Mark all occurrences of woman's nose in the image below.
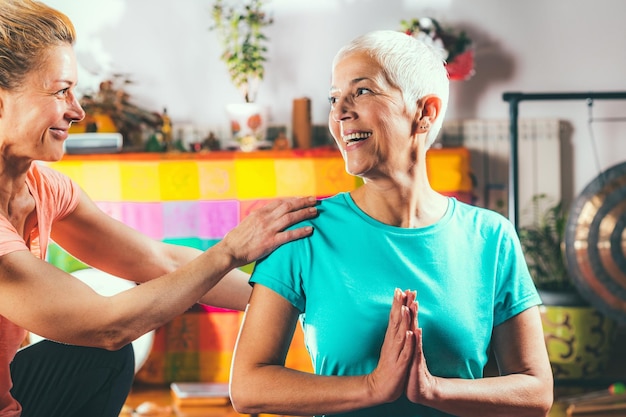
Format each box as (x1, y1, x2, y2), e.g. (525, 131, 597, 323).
(330, 98, 354, 123)
(68, 95, 86, 123)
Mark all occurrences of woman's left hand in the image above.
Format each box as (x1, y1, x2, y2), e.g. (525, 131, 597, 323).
(405, 301, 438, 404)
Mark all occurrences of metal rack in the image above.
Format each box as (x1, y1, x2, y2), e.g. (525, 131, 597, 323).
(501, 91, 626, 230)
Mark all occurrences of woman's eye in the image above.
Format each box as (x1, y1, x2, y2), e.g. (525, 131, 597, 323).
(55, 88, 70, 97)
(328, 96, 338, 105)
(355, 87, 372, 97)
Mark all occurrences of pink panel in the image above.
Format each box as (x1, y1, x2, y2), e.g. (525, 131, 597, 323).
(95, 201, 124, 222)
(162, 201, 199, 238)
(120, 202, 164, 240)
(197, 200, 240, 239)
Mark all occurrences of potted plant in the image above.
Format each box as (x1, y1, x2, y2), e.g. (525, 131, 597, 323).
(519, 194, 616, 380)
(211, 0, 273, 150)
(400, 17, 474, 81)
(518, 194, 581, 305)
(71, 74, 163, 150)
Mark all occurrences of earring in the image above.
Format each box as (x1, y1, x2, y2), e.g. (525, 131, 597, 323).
(418, 122, 430, 132)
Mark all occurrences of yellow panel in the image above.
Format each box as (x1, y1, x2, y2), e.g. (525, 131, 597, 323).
(198, 351, 233, 383)
(235, 158, 277, 199)
(159, 161, 200, 201)
(427, 149, 473, 192)
(274, 158, 316, 197)
(45, 161, 85, 187)
(197, 160, 237, 200)
(120, 162, 160, 202)
(80, 161, 122, 201)
(313, 157, 359, 196)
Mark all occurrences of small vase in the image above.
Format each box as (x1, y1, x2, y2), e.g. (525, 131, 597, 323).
(225, 102, 268, 151)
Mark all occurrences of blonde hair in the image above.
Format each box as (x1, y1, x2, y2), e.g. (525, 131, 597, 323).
(333, 30, 449, 148)
(0, 0, 76, 90)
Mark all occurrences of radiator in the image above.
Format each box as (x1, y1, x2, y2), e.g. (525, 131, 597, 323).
(440, 118, 564, 226)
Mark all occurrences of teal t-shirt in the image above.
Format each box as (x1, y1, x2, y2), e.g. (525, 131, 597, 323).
(250, 193, 540, 417)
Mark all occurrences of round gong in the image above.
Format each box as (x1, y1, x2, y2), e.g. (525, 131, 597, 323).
(565, 160, 626, 324)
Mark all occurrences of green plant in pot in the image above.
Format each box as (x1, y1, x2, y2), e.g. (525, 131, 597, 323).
(519, 194, 616, 381)
(211, 0, 272, 150)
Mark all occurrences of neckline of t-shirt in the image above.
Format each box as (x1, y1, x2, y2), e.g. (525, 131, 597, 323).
(341, 192, 455, 235)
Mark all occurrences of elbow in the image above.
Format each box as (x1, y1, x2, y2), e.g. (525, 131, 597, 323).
(89, 327, 137, 351)
(229, 374, 261, 414)
(103, 337, 133, 352)
(527, 375, 554, 417)
(536, 388, 554, 417)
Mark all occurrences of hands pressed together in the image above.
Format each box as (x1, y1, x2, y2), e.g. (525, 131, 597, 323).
(368, 288, 436, 406)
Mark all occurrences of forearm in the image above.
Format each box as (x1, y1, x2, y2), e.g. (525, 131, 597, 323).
(88, 240, 240, 349)
(231, 366, 379, 416)
(197, 268, 252, 311)
(421, 373, 553, 417)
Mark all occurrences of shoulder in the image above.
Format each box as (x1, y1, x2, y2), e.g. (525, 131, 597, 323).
(286, 193, 351, 230)
(27, 162, 74, 188)
(27, 162, 81, 218)
(451, 199, 516, 237)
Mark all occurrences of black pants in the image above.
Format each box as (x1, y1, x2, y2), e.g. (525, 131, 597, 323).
(9, 340, 134, 417)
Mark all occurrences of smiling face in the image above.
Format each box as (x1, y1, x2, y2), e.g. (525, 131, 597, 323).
(0, 44, 85, 165)
(328, 51, 416, 180)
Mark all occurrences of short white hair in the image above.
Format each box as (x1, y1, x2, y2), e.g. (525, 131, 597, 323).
(333, 30, 449, 148)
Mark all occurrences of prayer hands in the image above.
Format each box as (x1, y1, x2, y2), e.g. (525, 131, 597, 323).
(405, 294, 436, 404)
(370, 288, 435, 405)
(367, 288, 416, 403)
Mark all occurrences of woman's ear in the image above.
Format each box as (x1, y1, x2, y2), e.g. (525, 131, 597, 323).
(413, 95, 442, 134)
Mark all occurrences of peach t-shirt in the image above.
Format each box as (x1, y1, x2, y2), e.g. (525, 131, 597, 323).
(0, 163, 80, 417)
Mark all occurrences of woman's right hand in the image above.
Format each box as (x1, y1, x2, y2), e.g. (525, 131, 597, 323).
(220, 196, 317, 267)
(366, 288, 417, 403)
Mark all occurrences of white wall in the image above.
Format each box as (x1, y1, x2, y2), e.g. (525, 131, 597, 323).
(45, 0, 626, 205)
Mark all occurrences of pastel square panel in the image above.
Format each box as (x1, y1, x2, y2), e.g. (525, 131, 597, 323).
(81, 161, 122, 201)
(120, 162, 160, 202)
(46, 242, 89, 273)
(45, 161, 85, 186)
(162, 237, 204, 250)
(274, 158, 316, 197)
(197, 310, 242, 351)
(198, 351, 233, 383)
(159, 161, 200, 201)
(162, 201, 199, 238)
(165, 352, 200, 382)
(197, 160, 237, 200)
(95, 201, 124, 222)
(426, 148, 473, 192)
(163, 238, 221, 252)
(197, 200, 240, 239)
(239, 199, 272, 222)
(234, 159, 277, 199)
(313, 157, 360, 196)
(120, 202, 164, 240)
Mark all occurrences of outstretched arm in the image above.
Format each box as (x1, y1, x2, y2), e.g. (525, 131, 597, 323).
(0, 193, 317, 349)
(230, 286, 416, 416)
(55, 192, 318, 311)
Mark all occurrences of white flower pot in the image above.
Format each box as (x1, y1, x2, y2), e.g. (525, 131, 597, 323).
(225, 102, 269, 151)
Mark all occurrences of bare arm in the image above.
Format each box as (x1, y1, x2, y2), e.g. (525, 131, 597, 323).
(406, 306, 553, 417)
(51, 191, 318, 311)
(0, 192, 317, 349)
(230, 285, 416, 416)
